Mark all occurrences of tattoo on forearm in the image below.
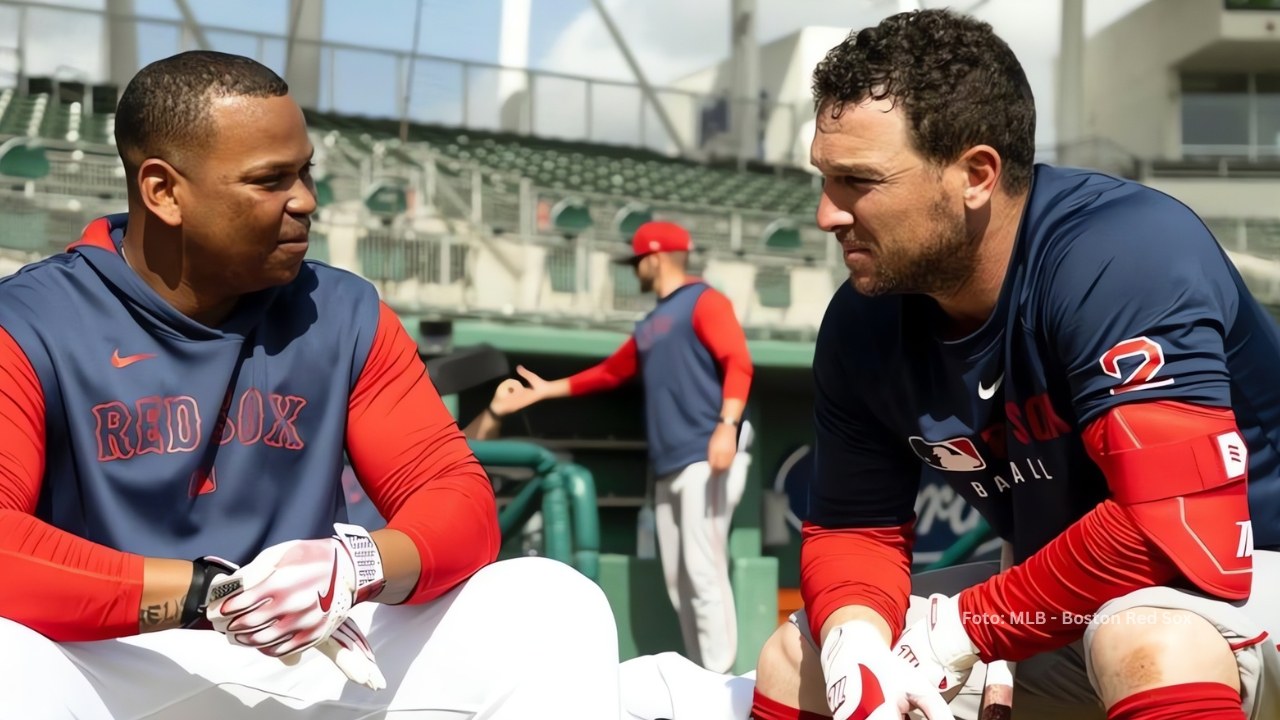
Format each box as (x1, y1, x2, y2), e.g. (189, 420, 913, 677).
(138, 594, 186, 631)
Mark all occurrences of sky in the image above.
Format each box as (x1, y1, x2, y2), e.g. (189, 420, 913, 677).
(0, 0, 1155, 152)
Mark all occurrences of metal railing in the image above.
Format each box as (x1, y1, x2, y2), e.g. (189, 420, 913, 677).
(0, 0, 806, 167)
(473, 439, 601, 581)
(0, 100, 837, 335)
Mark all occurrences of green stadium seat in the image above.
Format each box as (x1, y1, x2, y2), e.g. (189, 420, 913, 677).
(314, 177, 335, 208)
(763, 219, 802, 251)
(614, 202, 652, 242)
(363, 179, 409, 218)
(551, 197, 593, 238)
(0, 141, 50, 180)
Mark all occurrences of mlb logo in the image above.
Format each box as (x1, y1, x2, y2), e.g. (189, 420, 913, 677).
(909, 436, 987, 472)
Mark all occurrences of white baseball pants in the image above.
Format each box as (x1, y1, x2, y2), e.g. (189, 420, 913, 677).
(0, 557, 621, 719)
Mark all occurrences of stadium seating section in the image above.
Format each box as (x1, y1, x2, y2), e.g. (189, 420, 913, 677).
(0, 80, 845, 337)
(5, 79, 1280, 331)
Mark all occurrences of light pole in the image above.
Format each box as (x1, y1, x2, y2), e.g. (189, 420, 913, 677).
(400, 0, 426, 144)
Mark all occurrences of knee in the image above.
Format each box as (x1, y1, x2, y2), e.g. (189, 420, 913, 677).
(757, 622, 806, 684)
(479, 557, 616, 646)
(755, 621, 828, 713)
(1088, 605, 1239, 707)
(484, 557, 603, 606)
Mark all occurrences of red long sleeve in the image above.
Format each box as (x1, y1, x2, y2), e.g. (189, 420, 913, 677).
(958, 401, 1242, 661)
(959, 498, 1176, 661)
(691, 288, 753, 403)
(0, 325, 145, 641)
(800, 522, 914, 643)
(346, 303, 499, 605)
(567, 337, 639, 396)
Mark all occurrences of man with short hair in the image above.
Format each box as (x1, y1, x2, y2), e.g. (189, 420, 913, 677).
(509, 220, 755, 674)
(744, 8, 1280, 720)
(0, 50, 621, 718)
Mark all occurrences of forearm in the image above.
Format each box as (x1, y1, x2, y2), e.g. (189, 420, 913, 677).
(960, 499, 1177, 662)
(564, 338, 638, 396)
(463, 407, 502, 440)
(139, 558, 195, 633)
(369, 528, 421, 605)
(720, 397, 746, 422)
(542, 377, 574, 399)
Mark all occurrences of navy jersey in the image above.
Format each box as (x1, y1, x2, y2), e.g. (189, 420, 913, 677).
(635, 281, 723, 475)
(0, 215, 378, 563)
(810, 164, 1280, 562)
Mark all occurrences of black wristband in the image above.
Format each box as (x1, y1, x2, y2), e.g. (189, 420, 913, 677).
(485, 405, 505, 420)
(180, 557, 238, 629)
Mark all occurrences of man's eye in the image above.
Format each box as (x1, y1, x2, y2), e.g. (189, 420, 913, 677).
(255, 174, 283, 186)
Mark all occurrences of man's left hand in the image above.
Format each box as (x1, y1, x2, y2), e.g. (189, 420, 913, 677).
(707, 423, 738, 473)
(208, 523, 385, 658)
(892, 593, 982, 703)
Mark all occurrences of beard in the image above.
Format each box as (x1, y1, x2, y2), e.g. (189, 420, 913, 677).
(848, 196, 978, 298)
(638, 275, 655, 293)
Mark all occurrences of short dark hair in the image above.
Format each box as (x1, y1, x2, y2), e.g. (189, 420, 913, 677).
(114, 50, 289, 180)
(811, 9, 1036, 194)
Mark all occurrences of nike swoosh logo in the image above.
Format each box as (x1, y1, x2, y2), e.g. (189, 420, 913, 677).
(317, 550, 339, 613)
(978, 372, 1004, 400)
(111, 349, 156, 368)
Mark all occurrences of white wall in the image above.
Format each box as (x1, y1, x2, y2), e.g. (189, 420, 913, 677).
(1083, 0, 1223, 159)
(1145, 177, 1280, 220)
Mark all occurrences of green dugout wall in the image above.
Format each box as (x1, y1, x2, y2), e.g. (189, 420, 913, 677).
(413, 316, 816, 674)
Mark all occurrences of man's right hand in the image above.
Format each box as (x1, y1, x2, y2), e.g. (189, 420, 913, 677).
(820, 620, 954, 720)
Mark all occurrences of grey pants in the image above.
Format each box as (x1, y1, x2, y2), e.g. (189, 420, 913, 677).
(793, 550, 1280, 719)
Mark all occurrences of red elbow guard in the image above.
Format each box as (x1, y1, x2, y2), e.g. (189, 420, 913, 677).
(1084, 401, 1253, 600)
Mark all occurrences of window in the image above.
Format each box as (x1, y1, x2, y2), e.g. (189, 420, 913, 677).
(1258, 75, 1280, 153)
(1181, 73, 1249, 150)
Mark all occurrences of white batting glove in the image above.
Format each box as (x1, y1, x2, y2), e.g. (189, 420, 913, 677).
(197, 548, 387, 690)
(821, 620, 955, 720)
(318, 617, 388, 690)
(893, 594, 981, 703)
(207, 523, 386, 658)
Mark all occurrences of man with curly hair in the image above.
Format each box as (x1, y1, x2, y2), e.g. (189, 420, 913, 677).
(616, 7, 1280, 720)
(742, 7, 1280, 720)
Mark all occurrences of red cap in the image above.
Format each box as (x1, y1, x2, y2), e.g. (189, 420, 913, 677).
(615, 221, 692, 263)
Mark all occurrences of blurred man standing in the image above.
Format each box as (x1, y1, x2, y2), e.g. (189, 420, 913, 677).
(511, 221, 755, 673)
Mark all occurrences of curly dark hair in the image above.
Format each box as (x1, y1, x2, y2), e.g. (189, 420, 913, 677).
(812, 9, 1036, 193)
(115, 51, 289, 182)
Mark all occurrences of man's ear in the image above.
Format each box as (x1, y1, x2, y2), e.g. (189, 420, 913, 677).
(136, 158, 184, 227)
(958, 145, 1003, 210)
